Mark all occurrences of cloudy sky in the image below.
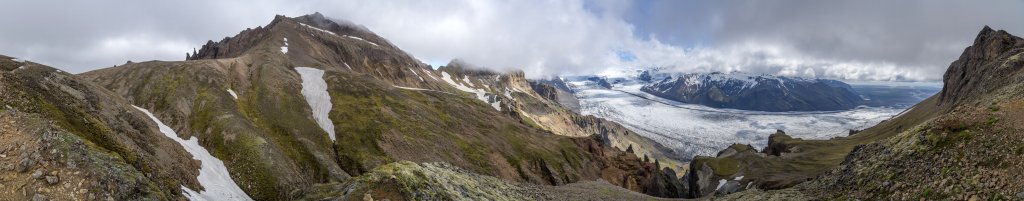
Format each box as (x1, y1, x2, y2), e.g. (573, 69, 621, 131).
(1, 1, 1021, 81)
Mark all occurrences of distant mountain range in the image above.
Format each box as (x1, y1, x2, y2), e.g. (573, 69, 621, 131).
(640, 72, 864, 111)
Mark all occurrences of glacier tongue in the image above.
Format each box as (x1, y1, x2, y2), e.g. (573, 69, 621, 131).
(132, 106, 252, 201)
(295, 67, 337, 141)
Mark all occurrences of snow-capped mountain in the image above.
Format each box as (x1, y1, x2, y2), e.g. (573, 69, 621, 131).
(640, 72, 864, 111)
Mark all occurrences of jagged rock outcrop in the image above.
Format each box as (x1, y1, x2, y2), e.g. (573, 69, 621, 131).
(641, 72, 863, 111)
(939, 26, 1024, 106)
(638, 70, 653, 82)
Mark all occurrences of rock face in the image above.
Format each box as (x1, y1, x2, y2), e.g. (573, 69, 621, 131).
(641, 72, 863, 111)
(939, 26, 1024, 106)
(587, 76, 613, 89)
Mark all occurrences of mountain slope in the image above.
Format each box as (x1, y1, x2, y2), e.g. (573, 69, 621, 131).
(81, 13, 688, 199)
(684, 26, 1024, 199)
(641, 72, 863, 111)
(0, 55, 204, 200)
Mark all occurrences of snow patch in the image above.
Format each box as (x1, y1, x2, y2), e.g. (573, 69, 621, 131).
(716, 179, 727, 190)
(503, 88, 513, 99)
(734, 176, 744, 180)
(299, 23, 337, 36)
(490, 100, 502, 110)
(280, 38, 288, 54)
(344, 35, 380, 47)
(408, 68, 424, 82)
(394, 85, 455, 95)
(462, 76, 475, 87)
(343, 62, 353, 70)
(11, 58, 24, 63)
(226, 89, 238, 100)
(422, 69, 440, 81)
(295, 67, 337, 141)
(441, 72, 500, 111)
(132, 106, 252, 201)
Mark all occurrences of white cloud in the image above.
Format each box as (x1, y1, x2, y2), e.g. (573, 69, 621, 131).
(0, 0, 1020, 81)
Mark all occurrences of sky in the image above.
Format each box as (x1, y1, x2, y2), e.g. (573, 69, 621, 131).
(0, 1, 1021, 81)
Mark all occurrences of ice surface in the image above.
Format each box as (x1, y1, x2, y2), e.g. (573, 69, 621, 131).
(295, 67, 337, 141)
(226, 89, 238, 100)
(569, 79, 902, 159)
(133, 106, 252, 201)
(716, 179, 727, 190)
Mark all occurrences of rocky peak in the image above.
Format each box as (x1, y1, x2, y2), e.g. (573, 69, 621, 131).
(938, 26, 1024, 106)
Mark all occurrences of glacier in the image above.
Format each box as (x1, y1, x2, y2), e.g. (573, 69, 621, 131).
(568, 78, 903, 159)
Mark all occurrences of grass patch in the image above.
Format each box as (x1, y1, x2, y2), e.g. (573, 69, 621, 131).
(702, 158, 741, 177)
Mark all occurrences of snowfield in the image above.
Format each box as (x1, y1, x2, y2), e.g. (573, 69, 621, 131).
(295, 67, 337, 141)
(133, 106, 252, 201)
(568, 79, 903, 159)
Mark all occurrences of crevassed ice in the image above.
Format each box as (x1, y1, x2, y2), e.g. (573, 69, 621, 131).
(441, 72, 500, 111)
(571, 79, 900, 159)
(295, 67, 337, 141)
(132, 106, 252, 201)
